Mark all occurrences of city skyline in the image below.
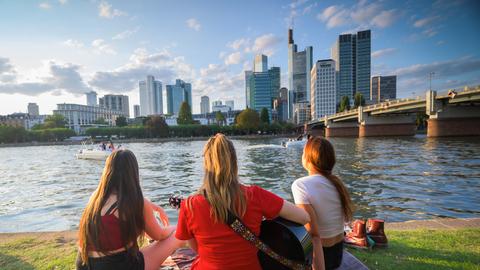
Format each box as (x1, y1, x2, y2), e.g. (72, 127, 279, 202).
(1, 0, 479, 116)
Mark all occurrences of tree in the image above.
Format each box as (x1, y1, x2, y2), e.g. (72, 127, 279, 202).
(260, 108, 270, 124)
(177, 102, 194, 125)
(236, 108, 260, 131)
(43, 114, 66, 129)
(145, 116, 169, 137)
(115, 116, 128, 127)
(339, 96, 351, 112)
(95, 117, 108, 125)
(354, 92, 366, 108)
(215, 111, 226, 125)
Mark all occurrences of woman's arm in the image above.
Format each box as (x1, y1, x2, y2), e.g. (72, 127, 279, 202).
(143, 199, 175, 241)
(297, 204, 325, 270)
(278, 200, 310, 225)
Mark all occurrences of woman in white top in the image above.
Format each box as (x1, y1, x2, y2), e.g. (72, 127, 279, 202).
(292, 136, 353, 270)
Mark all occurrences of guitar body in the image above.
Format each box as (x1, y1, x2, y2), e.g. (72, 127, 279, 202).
(258, 217, 313, 270)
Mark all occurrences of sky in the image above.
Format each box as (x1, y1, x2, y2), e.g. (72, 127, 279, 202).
(0, 0, 479, 115)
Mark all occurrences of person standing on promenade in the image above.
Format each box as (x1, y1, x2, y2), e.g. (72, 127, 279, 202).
(76, 149, 183, 270)
(175, 133, 310, 270)
(292, 137, 354, 270)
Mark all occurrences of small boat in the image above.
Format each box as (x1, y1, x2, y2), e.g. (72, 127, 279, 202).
(284, 139, 306, 148)
(76, 148, 112, 160)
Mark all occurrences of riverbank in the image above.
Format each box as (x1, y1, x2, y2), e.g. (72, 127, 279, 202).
(0, 134, 291, 148)
(0, 218, 478, 270)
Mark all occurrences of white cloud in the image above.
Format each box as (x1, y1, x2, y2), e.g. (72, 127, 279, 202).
(423, 28, 438, 37)
(227, 38, 250, 50)
(224, 52, 243, 65)
(413, 16, 439, 28)
(0, 57, 17, 83)
(250, 34, 282, 56)
(186, 18, 201, 31)
(112, 27, 139, 40)
(317, 2, 398, 29)
(98, 1, 127, 19)
(63, 39, 84, 49)
(92, 39, 116, 55)
(372, 48, 396, 58)
(39, 2, 51, 9)
(302, 2, 317, 15)
(58, 0, 68, 4)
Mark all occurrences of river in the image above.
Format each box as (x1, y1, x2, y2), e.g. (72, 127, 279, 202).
(0, 136, 479, 232)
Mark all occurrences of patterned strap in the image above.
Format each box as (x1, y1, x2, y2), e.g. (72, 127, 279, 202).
(228, 215, 310, 270)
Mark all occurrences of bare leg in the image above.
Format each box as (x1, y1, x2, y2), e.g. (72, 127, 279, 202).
(141, 229, 185, 270)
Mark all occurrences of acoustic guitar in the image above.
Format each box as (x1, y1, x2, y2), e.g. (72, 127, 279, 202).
(169, 196, 313, 270)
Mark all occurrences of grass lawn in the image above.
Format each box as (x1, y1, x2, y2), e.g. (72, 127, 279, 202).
(349, 228, 480, 270)
(0, 228, 479, 269)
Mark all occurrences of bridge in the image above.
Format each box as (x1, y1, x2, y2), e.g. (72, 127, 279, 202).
(307, 85, 480, 137)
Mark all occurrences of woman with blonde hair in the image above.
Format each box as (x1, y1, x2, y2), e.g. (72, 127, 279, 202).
(292, 137, 354, 270)
(76, 150, 183, 270)
(175, 133, 310, 270)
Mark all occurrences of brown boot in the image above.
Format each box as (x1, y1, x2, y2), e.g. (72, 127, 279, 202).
(366, 219, 388, 247)
(344, 220, 369, 249)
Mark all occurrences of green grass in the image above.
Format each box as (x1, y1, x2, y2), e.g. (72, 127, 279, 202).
(349, 228, 480, 270)
(0, 236, 77, 270)
(1, 229, 479, 269)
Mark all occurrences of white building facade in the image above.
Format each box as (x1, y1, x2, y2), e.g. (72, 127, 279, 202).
(99, 94, 130, 118)
(139, 75, 163, 116)
(54, 104, 123, 133)
(311, 59, 337, 121)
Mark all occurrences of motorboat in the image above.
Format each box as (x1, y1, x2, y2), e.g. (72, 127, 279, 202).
(284, 139, 307, 148)
(76, 148, 111, 160)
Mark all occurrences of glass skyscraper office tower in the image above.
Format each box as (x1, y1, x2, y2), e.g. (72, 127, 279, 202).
(166, 79, 192, 115)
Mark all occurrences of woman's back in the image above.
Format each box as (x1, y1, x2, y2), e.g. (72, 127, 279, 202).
(176, 185, 284, 270)
(292, 174, 344, 238)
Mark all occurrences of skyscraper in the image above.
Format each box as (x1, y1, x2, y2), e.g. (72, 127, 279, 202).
(288, 28, 313, 121)
(254, 54, 268, 72)
(245, 71, 253, 108)
(166, 79, 192, 115)
(201, 96, 210, 115)
(99, 94, 130, 117)
(139, 75, 163, 116)
(269, 67, 281, 99)
(331, 30, 371, 108)
(311, 60, 337, 121)
(273, 87, 288, 122)
(371, 75, 396, 103)
(86, 91, 97, 106)
(133, 105, 140, 118)
(28, 103, 39, 116)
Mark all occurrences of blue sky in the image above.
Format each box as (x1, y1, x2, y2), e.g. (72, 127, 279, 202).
(0, 0, 479, 115)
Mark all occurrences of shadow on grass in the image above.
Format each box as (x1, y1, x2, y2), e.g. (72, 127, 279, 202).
(350, 240, 480, 270)
(0, 253, 36, 270)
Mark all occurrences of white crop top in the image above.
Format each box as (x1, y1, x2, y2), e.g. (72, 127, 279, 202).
(291, 174, 345, 238)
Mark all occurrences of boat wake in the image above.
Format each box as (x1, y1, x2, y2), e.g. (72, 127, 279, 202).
(246, 144, 285, 149)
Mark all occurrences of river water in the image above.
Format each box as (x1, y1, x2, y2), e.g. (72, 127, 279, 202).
(0, 136, 479, 232)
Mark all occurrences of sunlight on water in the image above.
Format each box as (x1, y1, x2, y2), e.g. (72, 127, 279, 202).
(0, 136, 479, 232)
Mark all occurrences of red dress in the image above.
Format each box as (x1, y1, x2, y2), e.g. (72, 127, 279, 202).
(175, 185, 284, 270)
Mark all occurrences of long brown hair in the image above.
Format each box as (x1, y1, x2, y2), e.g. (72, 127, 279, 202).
(303, 137, 354, 221)
(78, 150, 145, 265)
(191, 133, 247, 223)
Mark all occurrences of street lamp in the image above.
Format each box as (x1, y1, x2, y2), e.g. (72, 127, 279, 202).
(429, 72, 435, 91)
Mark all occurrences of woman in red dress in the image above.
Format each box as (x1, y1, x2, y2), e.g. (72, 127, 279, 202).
(176, 134, 310, 270)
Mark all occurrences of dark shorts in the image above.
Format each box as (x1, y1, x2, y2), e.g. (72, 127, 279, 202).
(323, 241, 343, 270)
(76, 250, 144, 270)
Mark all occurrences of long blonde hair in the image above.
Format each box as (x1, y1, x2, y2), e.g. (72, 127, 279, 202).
(191, 133, 246, 223)
(78, 150, 145, 265)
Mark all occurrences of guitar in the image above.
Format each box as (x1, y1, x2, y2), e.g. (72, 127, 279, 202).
(169, 196, 313, 270)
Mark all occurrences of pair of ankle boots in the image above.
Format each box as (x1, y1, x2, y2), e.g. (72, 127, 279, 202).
(344, 219, 388, 249)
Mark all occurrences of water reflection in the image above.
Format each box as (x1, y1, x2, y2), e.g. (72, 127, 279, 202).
(0, 136, 479, 232)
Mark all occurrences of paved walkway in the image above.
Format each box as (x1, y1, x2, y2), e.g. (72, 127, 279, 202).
(386, 217, 480, 230)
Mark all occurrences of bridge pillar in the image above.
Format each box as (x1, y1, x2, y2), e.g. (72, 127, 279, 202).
(325, 121, 358, 137)
(357, 106, 416, 137)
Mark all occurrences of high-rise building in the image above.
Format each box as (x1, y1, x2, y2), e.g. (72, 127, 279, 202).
(86, 91, 97, 106)
(311, 60, 337, 121)
(269, 67, 281, 99)
(293, 102, 311, 125)
(201, 96, 210, 115)
(371, 75, 397, 103)
(99, 94, 130, 117)
(166, 79, 192, 115)
(139, 75, 163, 116)
(254, 54, 268, 72)
(288, 28, 313, 121)
(331, 29, 371, 108)
(273, 87, 289, 122)
(133, 105, 140, 118)
(28, 103, 39, 116)
(225, 100, 234, 111)
(245, 71, 253, 108)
